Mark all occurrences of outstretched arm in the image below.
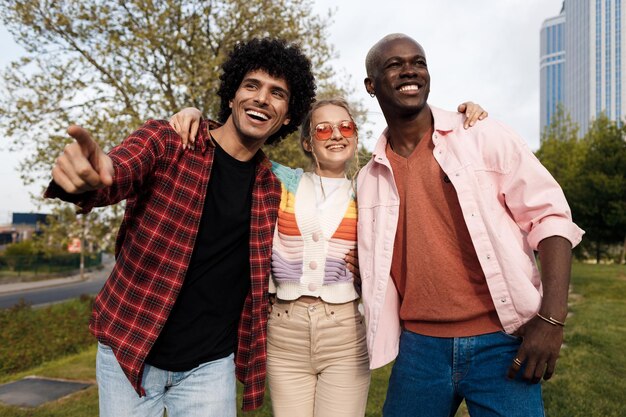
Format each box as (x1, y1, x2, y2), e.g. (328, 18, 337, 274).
(46, 120, 170, 212)
(457, 101, 488, 129)
(169, 107, 203, 149)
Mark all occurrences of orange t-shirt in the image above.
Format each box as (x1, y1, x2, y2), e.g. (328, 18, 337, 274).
(386, 129, 501, 337)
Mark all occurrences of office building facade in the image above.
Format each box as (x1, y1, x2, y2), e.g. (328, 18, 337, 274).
(540, 10, 566, 132)
(540, 0, 625, 137)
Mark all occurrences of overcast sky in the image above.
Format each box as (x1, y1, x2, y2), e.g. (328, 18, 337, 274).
(0, 0, 563, 218)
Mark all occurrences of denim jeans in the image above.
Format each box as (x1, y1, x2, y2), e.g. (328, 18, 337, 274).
(96, 342, 236, 417)
(383, 331, 544, 417)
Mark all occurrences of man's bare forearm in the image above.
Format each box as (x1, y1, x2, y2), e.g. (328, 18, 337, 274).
(537, 236, 572, 321)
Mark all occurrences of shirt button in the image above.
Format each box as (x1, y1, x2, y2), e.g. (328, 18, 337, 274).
(486, 254, 491, 260)
(312, 232, 320, 242)
(308, 283, 317, 291)
(308, 305, 316, 312)
(500, 298, 507, 303)
(309, 261, 317, 270)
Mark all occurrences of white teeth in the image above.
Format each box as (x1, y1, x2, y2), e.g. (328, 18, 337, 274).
(327, 145, 345, 150)
(399, 85, 419, 92)
(246, 110, 269, 120)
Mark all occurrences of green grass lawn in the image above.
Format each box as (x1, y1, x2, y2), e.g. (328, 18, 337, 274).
(0, 263, 624, 416)
(541, 263, 626, 417)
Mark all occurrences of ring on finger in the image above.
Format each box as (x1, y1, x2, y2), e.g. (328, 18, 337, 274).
(513, 358, 523, 367)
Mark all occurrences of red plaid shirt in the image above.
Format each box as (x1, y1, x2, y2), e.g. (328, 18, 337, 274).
(45, 119, 280, 411)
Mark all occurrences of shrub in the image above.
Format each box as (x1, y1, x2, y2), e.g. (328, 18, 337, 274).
(2, 241, 38, 272)
(0, 297, 94, 375)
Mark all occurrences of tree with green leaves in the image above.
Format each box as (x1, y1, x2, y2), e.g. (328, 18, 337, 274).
(537, 108, 626, 263)
(576, 114, 626, 263)
(0, 0, 366, 252)
(536, 104, 586, 210)
(32, 207, 119, 255)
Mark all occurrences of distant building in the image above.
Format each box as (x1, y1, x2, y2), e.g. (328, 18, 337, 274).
(11, 213, 49, 227)
(0, 231, 12, 247)
(0, 212, 50, 249)
(540, 0, 625, 138)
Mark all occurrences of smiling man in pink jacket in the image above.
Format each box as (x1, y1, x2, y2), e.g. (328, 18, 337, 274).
(357, 33, 584, 417)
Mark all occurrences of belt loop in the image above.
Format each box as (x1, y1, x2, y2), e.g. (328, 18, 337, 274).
(322, 300, 331, 315)
(287, 300, 297, 317)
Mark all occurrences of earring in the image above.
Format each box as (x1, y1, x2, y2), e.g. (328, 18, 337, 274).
(369, 92, 375, 98)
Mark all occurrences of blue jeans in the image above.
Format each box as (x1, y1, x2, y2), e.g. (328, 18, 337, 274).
(383, 331, 544, 417)
(96, 342, 236, 417)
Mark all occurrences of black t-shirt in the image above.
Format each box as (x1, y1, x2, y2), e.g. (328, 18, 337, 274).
(146, 139, 256, 371)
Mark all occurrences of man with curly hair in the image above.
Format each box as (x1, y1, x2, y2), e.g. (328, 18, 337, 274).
(44, 38, 316, 417)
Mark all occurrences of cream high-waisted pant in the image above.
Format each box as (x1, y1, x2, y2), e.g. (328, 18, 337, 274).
(267, 298, 371, 417)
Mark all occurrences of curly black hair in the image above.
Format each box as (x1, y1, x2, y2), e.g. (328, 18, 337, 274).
(217, 38, 317, 145)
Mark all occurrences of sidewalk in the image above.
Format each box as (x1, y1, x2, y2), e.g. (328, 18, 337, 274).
(0, 254, 114, 295)
(0, 273, 88, 295)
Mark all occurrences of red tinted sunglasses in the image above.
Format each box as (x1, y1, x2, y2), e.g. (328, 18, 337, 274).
(313, 120, 356, 141)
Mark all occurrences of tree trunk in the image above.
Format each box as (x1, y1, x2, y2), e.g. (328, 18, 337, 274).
(620, 233, 626, 265)
(596, 241, 601, 264)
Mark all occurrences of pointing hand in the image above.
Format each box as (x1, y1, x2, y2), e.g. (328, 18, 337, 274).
(51, 125, 114, 194)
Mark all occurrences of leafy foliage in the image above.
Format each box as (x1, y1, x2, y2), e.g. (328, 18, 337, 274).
(536, 105, 585, 196)
(537, 108, 626, 262)
(32, 206, 119, 255)
(0, 0, 365, 249)
(1, 240, 38, 272)
(575, 115, 626, 261)
(0, 0, 349, 181)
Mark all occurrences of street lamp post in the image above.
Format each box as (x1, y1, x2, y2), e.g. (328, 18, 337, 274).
(79, 214, 85, 281)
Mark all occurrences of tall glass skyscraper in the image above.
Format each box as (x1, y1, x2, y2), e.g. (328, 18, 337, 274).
(540, 0, 625, 137)
(540, 8, 566, 132)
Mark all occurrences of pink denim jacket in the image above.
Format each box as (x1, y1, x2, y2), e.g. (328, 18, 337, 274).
(356, 106, 584, 369)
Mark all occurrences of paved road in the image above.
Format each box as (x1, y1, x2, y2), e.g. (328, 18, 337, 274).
(0, 262, 112, 309)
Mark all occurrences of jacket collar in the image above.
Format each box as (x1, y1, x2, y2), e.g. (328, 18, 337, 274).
(430, 105, 457, 135)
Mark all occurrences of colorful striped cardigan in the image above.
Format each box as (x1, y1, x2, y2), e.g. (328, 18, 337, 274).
(269, 162, 359, 303)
